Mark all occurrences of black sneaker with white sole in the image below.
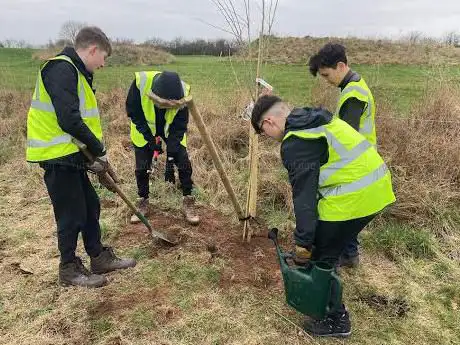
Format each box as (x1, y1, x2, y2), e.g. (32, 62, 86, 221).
(303, 311, 351, 338)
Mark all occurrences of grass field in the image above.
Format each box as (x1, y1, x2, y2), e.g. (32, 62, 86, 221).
(2, 48, 460, 112)
(0, 47, 459, 345)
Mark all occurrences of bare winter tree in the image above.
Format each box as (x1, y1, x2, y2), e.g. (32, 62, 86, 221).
(2, 39, 31, 48)
(59, 20, 87, 45)
(406, 31, 424, 45)
(208, 0, 280, 241)
(443, 31, 460, 46)
(207, 0, 278, 47)
(208, 0, 280, 91)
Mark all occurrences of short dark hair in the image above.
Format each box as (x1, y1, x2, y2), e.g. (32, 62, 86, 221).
(251, 95, 282, 133)
(308, 43, 347, 76)
(75, 26, 112, 56)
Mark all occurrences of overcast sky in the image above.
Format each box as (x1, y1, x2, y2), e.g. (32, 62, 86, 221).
(1, 0, 459, 44)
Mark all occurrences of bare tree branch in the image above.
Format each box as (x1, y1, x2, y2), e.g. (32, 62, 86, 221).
(196, 18, 238, 37)
(59, 20, 86, 44)
(267, 0, 279, 35)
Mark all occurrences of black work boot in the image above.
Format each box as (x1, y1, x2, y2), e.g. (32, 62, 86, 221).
(338, 254, 360, 268)
(303, 311, 351, 338)
(59, 257, 107, 288)
(90, 247, 137, 274)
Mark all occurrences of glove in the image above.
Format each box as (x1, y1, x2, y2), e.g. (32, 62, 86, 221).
(97, 172, 116, 193)
(148, 140, 163, 155)
(293, 245, 312, 265)
(86, 154, 109, 173)
(164, 156, 176, 184)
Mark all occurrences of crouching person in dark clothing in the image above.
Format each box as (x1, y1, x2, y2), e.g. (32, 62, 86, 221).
(25, 27, 136, 288)
(251, 95, 396, 337)
(126, 70, 199, 225)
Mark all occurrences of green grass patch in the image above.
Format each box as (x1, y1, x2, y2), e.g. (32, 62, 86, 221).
(99, 221, 112, 241)
(91, 316, 114, 336)
(362, 223, 437, 260)
(128, 308, 156, 335)
(437, 284, 460, 310)
(169, 260, 220, 290)
(141, 260, 164, 286)
(126, 246, 150, 261)
(3, 49, 460, 112)
(167, 259, 221, 312)
(149, 178, 183, 211)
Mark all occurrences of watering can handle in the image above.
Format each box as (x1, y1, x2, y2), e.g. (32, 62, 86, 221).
(330, 271, 343, 312)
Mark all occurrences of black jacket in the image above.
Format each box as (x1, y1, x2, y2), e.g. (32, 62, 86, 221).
(338, 70, 366, 131)
(39, 47, 105, 169)
(125, 78, 188, 157)
(281, 107, 331, 249)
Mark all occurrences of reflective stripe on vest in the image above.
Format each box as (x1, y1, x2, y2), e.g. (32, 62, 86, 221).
(26, 55, 103, 162)
(341, 85, 373, 135)
(29, 63, 100, 119)
(131, 71, 190, 148)
(28, 134, 72, 148)
(289, 125, 380, 196)
(336, 78, 376, 145)
(283, 117, 396, 221)
(320, 163, 388, 197)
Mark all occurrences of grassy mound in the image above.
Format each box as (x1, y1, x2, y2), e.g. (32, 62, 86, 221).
(32, 44, 175, 66)
(241, 36, 460, 65)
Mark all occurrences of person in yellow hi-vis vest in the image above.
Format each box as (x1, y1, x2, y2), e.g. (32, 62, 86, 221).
(126, 70, 200, 226)
(309, 43, 377, 268)
(26, 27, 136, 288)
(250, 95, 395, 338)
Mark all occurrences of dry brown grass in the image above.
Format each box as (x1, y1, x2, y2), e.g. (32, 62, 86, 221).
(376, 86, 460, 235)
(32, 44, 175, 66)
(242, 36, 460, 65)
(1, 84, 460, 344)
(1, 82, 459, 236)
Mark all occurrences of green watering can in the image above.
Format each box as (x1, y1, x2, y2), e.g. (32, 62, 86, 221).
(268, 228, 343, 319)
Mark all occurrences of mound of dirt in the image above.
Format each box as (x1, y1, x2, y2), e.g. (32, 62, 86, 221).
(32, 44, 175, 66)
(241, 36, 460, 65)
(115, 206, 284, 291)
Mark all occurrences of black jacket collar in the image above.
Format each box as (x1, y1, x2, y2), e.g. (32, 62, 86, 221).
(339, 70, 361, 91)
(59, 46, 94, 87)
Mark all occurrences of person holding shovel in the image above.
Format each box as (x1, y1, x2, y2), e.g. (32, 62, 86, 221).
(25, 27, 136, 288)
(308, 43, 377, 268)
(250, 95, 395, 337)
(126, 70, 200, 225)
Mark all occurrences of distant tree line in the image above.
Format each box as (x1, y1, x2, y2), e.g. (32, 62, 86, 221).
(0, 39, 32, 48)
(143, 37, 239, 56)
(2, 20, 460, 51)
(401, 30, 460, 47)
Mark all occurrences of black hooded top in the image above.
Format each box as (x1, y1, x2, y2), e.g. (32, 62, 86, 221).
(281, 107, 332, 249)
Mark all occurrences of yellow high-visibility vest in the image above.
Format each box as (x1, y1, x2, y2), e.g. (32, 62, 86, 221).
(336, 77, 376, 146)
(283, 117, 395, 221)
(26, 55, 103, 162)
(130, 71, 191, 148)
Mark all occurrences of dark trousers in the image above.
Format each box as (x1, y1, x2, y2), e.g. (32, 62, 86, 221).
(311, 214, 376, 316)
(43, 166, 103, 264)
(343, 236, 359, 258)
(134, 143, 193, 198)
